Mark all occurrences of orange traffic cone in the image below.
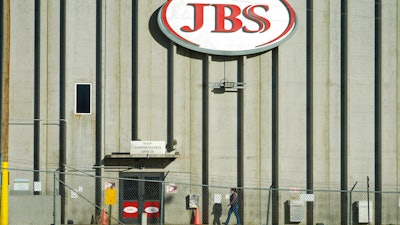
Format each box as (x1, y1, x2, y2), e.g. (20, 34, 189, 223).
(102, 208, 108, 225)
(194, 208, 201, 225)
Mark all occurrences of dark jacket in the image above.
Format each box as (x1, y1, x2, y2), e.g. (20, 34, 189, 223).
(229, 192, 238, 207)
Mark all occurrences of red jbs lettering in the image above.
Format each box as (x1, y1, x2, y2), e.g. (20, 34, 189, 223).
(180, 3, 270, 33)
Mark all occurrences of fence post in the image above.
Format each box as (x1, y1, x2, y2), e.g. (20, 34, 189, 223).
(160, 180, 165, 225)
(53, 171, 57, 225)
(266, 184, 273, 225)
(367, 176, 370, 224)
(349, 181, 357, 225)
(349, 190, 352, 225)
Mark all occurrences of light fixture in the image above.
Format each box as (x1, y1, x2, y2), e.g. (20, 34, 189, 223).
(208, 61, 245, 91)
(209, 79, 246, 90)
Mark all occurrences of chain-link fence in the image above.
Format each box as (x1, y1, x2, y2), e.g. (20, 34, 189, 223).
(3, 168, 400, 225)
(6, 168, 59, 225)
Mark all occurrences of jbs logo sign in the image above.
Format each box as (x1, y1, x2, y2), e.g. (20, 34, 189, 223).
(158, 0, 297, 56)
(180, 4, 271, 33)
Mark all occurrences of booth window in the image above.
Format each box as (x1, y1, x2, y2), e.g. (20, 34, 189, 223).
(75, 83, 92, 114)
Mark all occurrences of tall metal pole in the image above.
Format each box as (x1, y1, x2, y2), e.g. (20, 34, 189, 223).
(95, 0, 103, 221)
(0, 0, 10, 225)
(59, 0, 66, 222)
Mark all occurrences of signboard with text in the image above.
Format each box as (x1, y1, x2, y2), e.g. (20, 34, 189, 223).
(130, 141, 166, 155)
(158, 0, 297, 56)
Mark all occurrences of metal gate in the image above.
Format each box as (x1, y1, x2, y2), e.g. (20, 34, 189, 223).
(119, 172, 163, 224)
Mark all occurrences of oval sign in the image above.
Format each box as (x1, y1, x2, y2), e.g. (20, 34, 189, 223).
(158, 0, 297, 56)
(123, 206, 138, 214)
(144, 206, 160, 214)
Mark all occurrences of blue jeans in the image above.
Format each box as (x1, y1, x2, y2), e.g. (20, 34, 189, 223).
(225, 205, 240, 225)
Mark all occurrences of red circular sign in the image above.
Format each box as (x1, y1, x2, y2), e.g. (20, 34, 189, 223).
(158, 0, 297, 55)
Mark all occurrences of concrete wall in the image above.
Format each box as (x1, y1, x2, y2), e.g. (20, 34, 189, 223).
(4, 0, 400, 224)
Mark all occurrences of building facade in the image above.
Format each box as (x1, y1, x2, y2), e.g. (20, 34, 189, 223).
(1, 0, 400, 224)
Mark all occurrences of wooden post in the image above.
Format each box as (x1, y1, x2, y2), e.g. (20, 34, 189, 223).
(0, 1, 10, 225)
(1, 0, 10, 161)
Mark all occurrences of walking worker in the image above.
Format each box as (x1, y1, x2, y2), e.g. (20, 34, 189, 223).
(223, 188, 241, 225)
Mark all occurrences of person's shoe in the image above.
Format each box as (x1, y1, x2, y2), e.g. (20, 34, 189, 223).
(222, 222, 227, 225)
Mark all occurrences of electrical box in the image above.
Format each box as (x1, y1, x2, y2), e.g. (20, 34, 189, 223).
(186, 194, 199, 209)
(284, 200, 304, 223)
(354, 201, 373, 224)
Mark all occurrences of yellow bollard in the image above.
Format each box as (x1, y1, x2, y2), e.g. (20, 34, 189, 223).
(1, 162, 9, 225)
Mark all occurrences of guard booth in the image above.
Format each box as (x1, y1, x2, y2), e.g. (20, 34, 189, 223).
(119, 172, 164, 224)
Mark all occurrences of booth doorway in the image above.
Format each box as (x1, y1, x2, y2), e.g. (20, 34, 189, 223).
(119, 172, 164, 224)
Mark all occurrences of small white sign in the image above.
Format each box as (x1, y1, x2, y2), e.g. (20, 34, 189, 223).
(34, 181, 42, 192)
(105, 182, 116, 189)
(14, 179, 29, 191)
(131, 141, 166, 155)
(214, 194, 222, 204)
(71, 190, 78, 199)
(166, 183, 177, 193)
